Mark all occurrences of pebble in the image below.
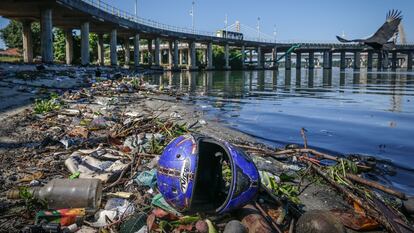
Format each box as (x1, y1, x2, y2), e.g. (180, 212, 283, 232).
(223, 220, 248, 233)
(403, 197, 414, 215)
(295, 210, 345, 233)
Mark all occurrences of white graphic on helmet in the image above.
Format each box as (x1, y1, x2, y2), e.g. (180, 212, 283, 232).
(180, 158, 191, 193)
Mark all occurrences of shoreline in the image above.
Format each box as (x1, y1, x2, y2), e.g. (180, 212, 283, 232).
(0, 63, 411, 232)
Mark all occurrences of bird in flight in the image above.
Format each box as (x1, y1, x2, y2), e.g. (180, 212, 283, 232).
(336, 10, 402, 51)
(336, 10, 402, 68)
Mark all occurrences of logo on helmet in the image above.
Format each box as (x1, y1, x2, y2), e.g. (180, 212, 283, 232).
(180, 158, 191, 193)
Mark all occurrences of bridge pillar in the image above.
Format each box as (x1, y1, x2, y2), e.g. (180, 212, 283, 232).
(81, 22, 90, 65)
(147, 39, 153, 66)
(154, 38, 161, 67)
(124, 36, 130, 68)
(207, 42, 214, 70)
(249, 50, 253, 63)
(309, 51, 315, 69)
(256, 47, 263, 69)
(97, 34, 104, 66)
(391, 51, 397, 70)
(340, 51, 346, 70)
(22, 20, 33, 63)
(40, 8, 53, 63)
(353, 52, 361, 70)
(173, 40, 179, 69)
(134, 34, 140, 68)
(272, 46, 278, 69)
(408, 52, 413, 70)
(367, 51, 373, 70)
(110, 29, 117, 66)
(376, 51, 382, 70)
(168, 41, 173, 68)
(296, 52, 301, 69)
(179, 49, 183, 65)
(224, 43, 231, 70)
(241, 45, 245, 69)
(64, 29, 73, 65)
(285, 52, 291, 70)
(323, 51, 332, 69)
(189, 41, 197, 70)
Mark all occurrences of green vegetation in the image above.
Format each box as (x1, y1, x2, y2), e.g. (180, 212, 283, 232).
(1, 20, 106, 64)
(327, 158, 358, 186)
(0, 20, 41, 56)
(33, 93, 63, 114)
(0, 56, 21, 62)
(211, 45, 243, 69)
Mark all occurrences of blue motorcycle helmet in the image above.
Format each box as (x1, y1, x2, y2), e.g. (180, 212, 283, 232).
(157, 134, 260, 214)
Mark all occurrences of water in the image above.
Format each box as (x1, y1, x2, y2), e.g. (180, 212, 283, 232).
(147, 68, 414, 195)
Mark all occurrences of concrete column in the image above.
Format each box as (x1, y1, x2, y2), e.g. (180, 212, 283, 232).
(340, 51, 346, 70)
(391, 51, 397, 70)
(134, 33, 140, 68)
(179, 49, 183, 65)
(285, 52, 291, 70)
(249, 50, 253, 63)
(22, 20, 33, 63)
(224, 43, 230, 69)
(272, 46, 278, 68)
(407, 52, 413, 70)
(64, 29, 73, 65)
(124, 36, 130, 67)
(241, 45, 245, 68)
(147, 39, 153, 66)
(323, 51, 332, 69)
(110, 29, 117, 66)
(296, 52, 301, 69)
(202, 49, 207, 65)
(377, 52, 383, 70)
(207, 42, 214, 70)
(173, 40, 179, 69)
(353, 52, 361, 70)
(257, 47, 263, 69)
(168, 41, 173, 67)
(367, 51, 373, 70)
(154, 38, 160, 66)
(383, 51, 389, 69)
(309, 51, 315, 69)
(97, 34, 104, 66)
(190, 41, 197, 70)
(40, 8, 53, 63)
(81, 22, 90, 65)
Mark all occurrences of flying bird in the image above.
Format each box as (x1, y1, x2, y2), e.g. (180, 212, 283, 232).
(336, 10, 403, 51)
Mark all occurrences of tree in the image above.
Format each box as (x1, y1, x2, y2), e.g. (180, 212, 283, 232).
(53, 28, 66, 62)
(0, 20, 41, 56)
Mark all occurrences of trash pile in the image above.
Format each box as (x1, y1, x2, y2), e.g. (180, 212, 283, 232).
(0, 69, 413, 233)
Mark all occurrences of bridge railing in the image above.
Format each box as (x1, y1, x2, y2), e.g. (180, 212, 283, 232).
(82, 0, 216, 37)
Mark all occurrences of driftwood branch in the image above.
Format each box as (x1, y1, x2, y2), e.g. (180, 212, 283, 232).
(346, 174, 406, 200)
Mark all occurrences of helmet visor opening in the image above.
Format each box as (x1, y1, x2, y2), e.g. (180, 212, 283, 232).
(191, 139, 232, 213)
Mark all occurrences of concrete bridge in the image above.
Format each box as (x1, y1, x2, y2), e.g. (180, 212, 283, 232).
(1, 0, 413, 71)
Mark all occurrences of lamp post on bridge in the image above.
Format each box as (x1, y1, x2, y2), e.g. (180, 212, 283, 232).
(257, 17, 261, 41)
(134, 0, 138, 17)
(224, 14, 228, 38)
(190, 1, 195, 33)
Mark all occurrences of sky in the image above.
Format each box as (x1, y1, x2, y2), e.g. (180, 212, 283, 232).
(0, 0, 413, 49)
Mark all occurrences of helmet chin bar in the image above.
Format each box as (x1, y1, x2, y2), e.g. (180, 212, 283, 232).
(190, 139, 232, 213)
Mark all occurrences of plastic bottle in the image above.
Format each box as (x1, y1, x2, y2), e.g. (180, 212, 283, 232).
(7, 179, 102, 211)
